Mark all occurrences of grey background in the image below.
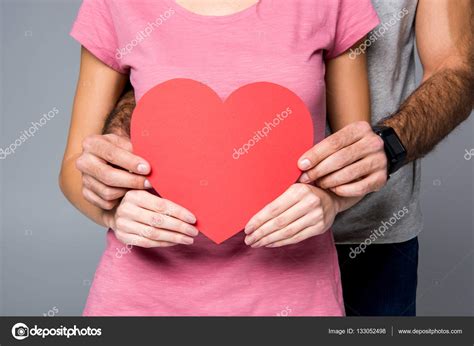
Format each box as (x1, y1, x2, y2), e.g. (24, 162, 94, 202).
(0, 0, 472, 316)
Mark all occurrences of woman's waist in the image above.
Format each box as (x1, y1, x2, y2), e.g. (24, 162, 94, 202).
(105, 228, 336, 267)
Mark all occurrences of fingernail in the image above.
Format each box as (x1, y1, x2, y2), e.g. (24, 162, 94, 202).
(299, 159, 311, 170)
(186, 215, 197, 224)
(183, 237, 194, 245)
(186, 226, 199, 236)
(244, 224, 255, 234)
(300, 173, 310, 183)
(144, 179, 152, 189)
(245, 236, 254, 245)
(137, 163, 149, 174)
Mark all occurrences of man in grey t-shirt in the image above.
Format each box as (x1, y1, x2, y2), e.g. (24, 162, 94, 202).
(72, 0, 473, 316)
(297, 0, 473, 315)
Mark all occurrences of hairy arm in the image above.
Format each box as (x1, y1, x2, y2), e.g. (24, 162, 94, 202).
(102, 85, 135, 136)
(296, 0, 472, 197)
(382, 0, 473, 162)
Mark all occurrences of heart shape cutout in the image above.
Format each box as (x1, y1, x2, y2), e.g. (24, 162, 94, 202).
(131, 79, 313, 244)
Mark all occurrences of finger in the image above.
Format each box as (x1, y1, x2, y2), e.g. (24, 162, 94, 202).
(297, 121, 371, 171)
(300, 135, 382, 183)
(316, 152, 386, 189)
(126, 190, 197, 224)
(122, 203, 199, 237)
(245, 193, 320, 245)
(83, 174, 128, 201)
(82, 187, 119, 210)
(103, 133, 133, 152)
(77, 153, 150, 189)
(244, 184, 308, 234)
(115, 218, 195, 245)
(114, 230, 178, 248)
(83, 135, 150, 175)
(330, 170, 388, 197)
(266, 223, 325, 248)
(252, 208, 323, 248)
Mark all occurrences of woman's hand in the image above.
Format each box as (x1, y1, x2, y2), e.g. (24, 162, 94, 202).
(103, 190, 199, 248)
(244, 184, 340, 248)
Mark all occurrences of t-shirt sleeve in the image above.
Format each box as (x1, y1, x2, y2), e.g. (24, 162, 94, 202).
(326, 0, 380, 59)
(70, 0, 127, 74)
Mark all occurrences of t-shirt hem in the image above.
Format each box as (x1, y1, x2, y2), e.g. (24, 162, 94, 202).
(334, 226, 423, 245)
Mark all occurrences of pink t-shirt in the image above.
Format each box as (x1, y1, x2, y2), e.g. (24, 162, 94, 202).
(71, 0, 379, 316)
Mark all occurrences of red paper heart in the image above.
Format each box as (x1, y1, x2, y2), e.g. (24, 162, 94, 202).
(131, 79, 313, 244)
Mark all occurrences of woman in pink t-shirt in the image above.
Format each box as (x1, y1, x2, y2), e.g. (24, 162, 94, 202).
(60, 0, 379, 316)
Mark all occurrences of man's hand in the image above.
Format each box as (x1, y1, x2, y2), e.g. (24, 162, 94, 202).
(297, 121, 388, 197)
(244, 184, 339, 248)
(76, 133, 151, 210)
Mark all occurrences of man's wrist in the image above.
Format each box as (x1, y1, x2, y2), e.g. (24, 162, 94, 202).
(372, 125, 407, 175)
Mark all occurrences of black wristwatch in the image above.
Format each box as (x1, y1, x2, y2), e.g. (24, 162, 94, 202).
(372, 125, 407, 175)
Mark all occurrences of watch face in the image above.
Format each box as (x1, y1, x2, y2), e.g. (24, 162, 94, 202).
(386, 134, 406, 155)
(374, 126, 407, 175)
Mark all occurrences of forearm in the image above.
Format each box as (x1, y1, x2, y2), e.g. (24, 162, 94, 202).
(326, 38, 371, 131)
(382, 0, 473, 163)
(382, 65, 473, 162)
(59, 157, 108, 227)
(59, 47, 128, 226)
(61, 91, 135, 226)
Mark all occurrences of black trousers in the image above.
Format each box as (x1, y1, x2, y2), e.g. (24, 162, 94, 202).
(336, 237, 419, 316)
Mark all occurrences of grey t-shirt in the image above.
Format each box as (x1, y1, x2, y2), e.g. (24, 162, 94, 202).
(333, 0, 422, 244)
